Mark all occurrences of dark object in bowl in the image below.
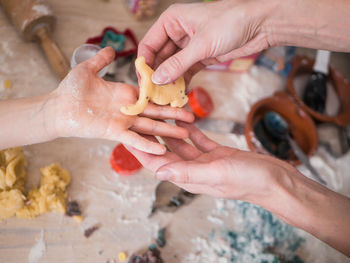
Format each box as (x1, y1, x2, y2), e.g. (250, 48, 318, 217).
(288, 56, 350, 126)
(253, 119, 291, 160)
(245, 92, 318, 166)
(303, 71, 328, 114)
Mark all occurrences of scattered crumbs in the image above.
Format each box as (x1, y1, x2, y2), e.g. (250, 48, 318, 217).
(169, 196, 182, 207)
(98, 250, 103, 255)
(118, 251, 127, 261)
(148, 243, 157, 251)
(207, 214, 223, 225)
(84, 223, 101, 238)
(129, 246, 163, 263)
(66, 201, 82, 217)
(3, 79, 11, 89)
(73, 215, 84, 223)
(184, 201, 305, 262)
(156, 228, 166, 248)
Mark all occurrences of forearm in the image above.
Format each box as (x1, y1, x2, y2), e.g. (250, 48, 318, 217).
(0, 93, 57, 150)
(262, 0, 350, 52)
(264, 170, 350, 256)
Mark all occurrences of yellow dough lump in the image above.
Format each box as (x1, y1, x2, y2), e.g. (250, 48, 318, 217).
(120, 56, 188, 115)
(0, 148, 26, 219)
(0, 147, 71, 220)
(16, 163, 71, 219)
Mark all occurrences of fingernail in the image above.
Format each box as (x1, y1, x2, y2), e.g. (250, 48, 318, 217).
(152, 145, 166, 155)
(152, 67, 170, 85)
(155, 170, 172, 181)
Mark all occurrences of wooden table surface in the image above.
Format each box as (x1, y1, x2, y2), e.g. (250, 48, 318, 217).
(1, 1, 350, 263)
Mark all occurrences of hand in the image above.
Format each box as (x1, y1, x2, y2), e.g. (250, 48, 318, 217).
(51, 47, 194, 155)
(127, 122, 350, 257)
(126, 121, 296, 201)
(138, 0, 271, 84)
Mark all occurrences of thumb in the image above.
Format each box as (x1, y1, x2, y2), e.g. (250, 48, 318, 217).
(155, 160, 224, 185)
(152, 40, 203, 85)
(84, 46, 115, 73)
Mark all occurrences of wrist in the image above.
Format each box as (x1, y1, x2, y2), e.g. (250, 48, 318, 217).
(261, 0, 350, 51)
(261, 0, 318, 47)
(0, 93, 59, 149)
(41, 91, 60, 141)
(269, 168, 350, 256)
(266, 167, 331, 230)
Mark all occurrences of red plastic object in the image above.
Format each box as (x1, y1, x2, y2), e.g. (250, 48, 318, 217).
(110, 144, 142, 176)
(188, 87, 214, 118)
(86, 27, 138, 59)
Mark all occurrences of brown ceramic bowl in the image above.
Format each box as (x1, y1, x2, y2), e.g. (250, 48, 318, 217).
(287, 56, 350, 126)
(245, 92, 318, 166)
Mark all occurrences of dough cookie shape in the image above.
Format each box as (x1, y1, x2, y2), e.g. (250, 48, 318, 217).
(120, 56, 188, 115)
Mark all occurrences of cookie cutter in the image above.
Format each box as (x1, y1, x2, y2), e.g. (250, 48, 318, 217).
(100, 30, 126, 52)
(86, 27, 138, 59)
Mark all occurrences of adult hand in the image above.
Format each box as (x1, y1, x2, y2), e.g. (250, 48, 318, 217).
(126, 121, 295, 201)
(51, 47, 194, 155)
(138, 0, 271, 84)
(127, 122, 350, 257)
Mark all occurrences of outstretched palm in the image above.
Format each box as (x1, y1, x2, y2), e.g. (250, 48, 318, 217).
(54, 47, 194, 154)
(127, 121, 296, 199)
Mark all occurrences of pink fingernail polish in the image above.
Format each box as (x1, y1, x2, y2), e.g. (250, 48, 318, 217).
(155, 170, 171, 181)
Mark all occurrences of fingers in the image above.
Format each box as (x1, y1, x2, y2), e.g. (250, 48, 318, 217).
(155, 160, 225, 185)
(176, 121, 218, 152)
(151, 39, 204, 85)
(153, 40, 178, 69)
(162, 137, 201, 160)
(131, 118, 189, 139)
(118, 130, 166, 155)
(84, 47, 115, 73)
(126, 143, 181, 172)
(138, 14, 172, 67)
(142, 104, 194, 123)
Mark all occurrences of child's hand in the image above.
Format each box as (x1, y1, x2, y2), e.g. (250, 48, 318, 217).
(52, 47, 194, 155)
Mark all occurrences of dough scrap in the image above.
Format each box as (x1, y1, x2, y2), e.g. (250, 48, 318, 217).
(0, 147, 27, 191)
(16, 163, 71, 219)
(0, 189, 25, 219)
(120, 56, 188, 115)
(0, 147, 71, 220)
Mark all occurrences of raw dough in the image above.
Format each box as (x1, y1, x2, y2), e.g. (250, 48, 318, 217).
(0, 147, 26, 219)
(120, 56, 188, 115)
(0, 147, 71, 220)
(16, 163, 71, 219)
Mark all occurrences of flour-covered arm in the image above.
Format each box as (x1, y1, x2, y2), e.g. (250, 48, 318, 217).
(0, 47, 194, 153)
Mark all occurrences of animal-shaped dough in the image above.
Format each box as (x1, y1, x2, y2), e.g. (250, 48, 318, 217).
(120, 57, 188, 115)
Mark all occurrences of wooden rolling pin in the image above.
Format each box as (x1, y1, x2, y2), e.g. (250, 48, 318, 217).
(0, 0, 70, 79)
